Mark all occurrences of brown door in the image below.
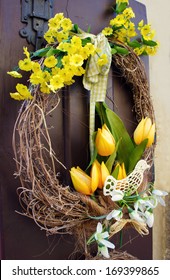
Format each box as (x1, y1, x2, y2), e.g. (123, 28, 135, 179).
(0, 0, 152, 259)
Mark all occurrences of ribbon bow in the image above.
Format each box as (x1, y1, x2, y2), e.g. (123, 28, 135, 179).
(83, 33, 112, 157)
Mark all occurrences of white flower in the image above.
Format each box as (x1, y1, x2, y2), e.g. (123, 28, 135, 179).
(110, 189, 124, 201)
(144, 210, 154, 228)
(106, 209, 123, 221)
(129, 210, 145, 224)
(134, 198, 146, 212)
(152, 189, 168, 207)
(94, 222, 115, 258)
(144, 196, 158, 209)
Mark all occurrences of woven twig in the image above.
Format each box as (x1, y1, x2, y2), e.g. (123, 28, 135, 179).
(13, 47, 155, 259)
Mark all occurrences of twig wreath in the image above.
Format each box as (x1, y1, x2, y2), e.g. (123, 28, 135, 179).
(8, 0, 168, 259)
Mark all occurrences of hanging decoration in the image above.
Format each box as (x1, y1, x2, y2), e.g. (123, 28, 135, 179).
(8, 0, 168, 259)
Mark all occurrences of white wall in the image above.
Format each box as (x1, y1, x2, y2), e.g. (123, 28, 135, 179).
(137, 0, 170, 259)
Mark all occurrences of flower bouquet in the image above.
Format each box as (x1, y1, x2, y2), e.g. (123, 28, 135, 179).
(8, 0, 167, 259)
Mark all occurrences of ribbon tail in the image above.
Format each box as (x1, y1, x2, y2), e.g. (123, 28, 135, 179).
(89, 101, 95, 158)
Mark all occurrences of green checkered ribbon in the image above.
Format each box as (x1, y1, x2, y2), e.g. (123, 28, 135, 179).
(83, 33, 112, 157)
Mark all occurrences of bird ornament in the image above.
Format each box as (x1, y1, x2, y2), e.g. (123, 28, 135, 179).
(103, 160, 150, 199)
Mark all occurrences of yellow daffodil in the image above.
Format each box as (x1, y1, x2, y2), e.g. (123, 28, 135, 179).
(84, 43, 96, 56)
(44, 56, 58, 68)
(123, 8, 135, 19)
(102, 27, 113, 36)
(71, 36, 82, 48)
(40, 83, 51, 94)
(134, 117, 155, 148)
(97, 54, 108, 67)
(69, 54, 84, 67)
(44, 30, 55, 44)
(114, 162, 127, 180)
(95, 124, 116, 156)
(18, 58, 33, 71)
(110, 15, 126, 27)
(95, 160, 110, 189)
(60, 18, 72, 31)
(70, 161, 100, 195)
(32, 62, 41, 72)
(7, 71, 22, 78)
(49, 74, 64, 91)
(30, 71, 44, 85)
(23, 47, 30, 58)
(10, 83, 33, 100)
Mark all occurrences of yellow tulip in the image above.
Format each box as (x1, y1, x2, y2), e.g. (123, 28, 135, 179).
(133, 117, 155, 148)
(95, 124, 116, 156)
(70, 161, 99, 195)
(95, 160, 110, 189)
(114, 162, 127, 180)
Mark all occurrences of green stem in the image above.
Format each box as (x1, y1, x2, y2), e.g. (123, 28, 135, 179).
(119, 230, 123, 248)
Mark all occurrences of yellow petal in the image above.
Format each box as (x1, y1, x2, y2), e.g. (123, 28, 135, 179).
(101, 162, 110, 187)
(146, 123, 155, 147)
(91, 161, 100, 193)
(70, 167, 91, 195)
(133, 118, 145, 145)
(121, 163, 127, 179)
(94, 160, 103, 188)
(117, 164, 123, 180)
(143, 117, 152, 139)
(95, 124, 115, 156)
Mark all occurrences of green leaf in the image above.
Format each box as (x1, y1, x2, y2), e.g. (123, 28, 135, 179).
(88, 214, 107, 220)
(81, 37, 92, 47)
(46, 48, 62, 57)
(104, 103, 134, 170)
(111, 48, 117, 55)
(72, 23, 79, 33)
(128, 40, 142, 49)
(56, 53, 65, 68)
(105, 140, 120, 173)
(32, 47, 51, 57)
(111, 164, 119, 179)
(87, 26, 91, 33)
(86, 132, 98, 170)
(128, 139, 148, 173)
(105, 150, 117, 174)
(95, 102, 110, 127)
(116, 3, 128, 14)
(114, 45, 129, 55)
(143, 39, 158, 47)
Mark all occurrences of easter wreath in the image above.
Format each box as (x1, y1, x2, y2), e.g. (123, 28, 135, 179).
(8, 0, 167, 259)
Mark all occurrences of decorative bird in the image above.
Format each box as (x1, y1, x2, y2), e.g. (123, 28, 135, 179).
(103, 160, 150, 198)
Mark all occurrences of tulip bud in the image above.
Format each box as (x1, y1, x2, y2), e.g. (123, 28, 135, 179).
(133, 117, 155, 148)
(92, 160, 110, 189)
(70, 161, 100, 195)
(95, 124, 115, 156)
(113, 162, 127, 180)
(70, 167, 92, 195)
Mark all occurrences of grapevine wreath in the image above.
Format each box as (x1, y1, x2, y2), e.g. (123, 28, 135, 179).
(8, 0, 168, 259)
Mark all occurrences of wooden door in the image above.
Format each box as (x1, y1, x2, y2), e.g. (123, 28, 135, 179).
(0, 0, 152, 259)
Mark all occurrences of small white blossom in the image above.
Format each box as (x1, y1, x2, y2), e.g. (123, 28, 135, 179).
(144, 210, 154, 228)
(94, 222, 115, 258)
(106, 209, 123, 221)
(110, 189, 124, 201)
(134, 198, 146, 212)
(129, 210, 145, 224)
(152, 189, 168, 207)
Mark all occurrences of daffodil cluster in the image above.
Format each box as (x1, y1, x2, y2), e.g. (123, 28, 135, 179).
(102, 0, 158, 56)
(8, 13, 98, 100)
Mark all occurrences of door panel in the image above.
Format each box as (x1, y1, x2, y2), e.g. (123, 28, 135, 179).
(0, 0, 152, 259)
